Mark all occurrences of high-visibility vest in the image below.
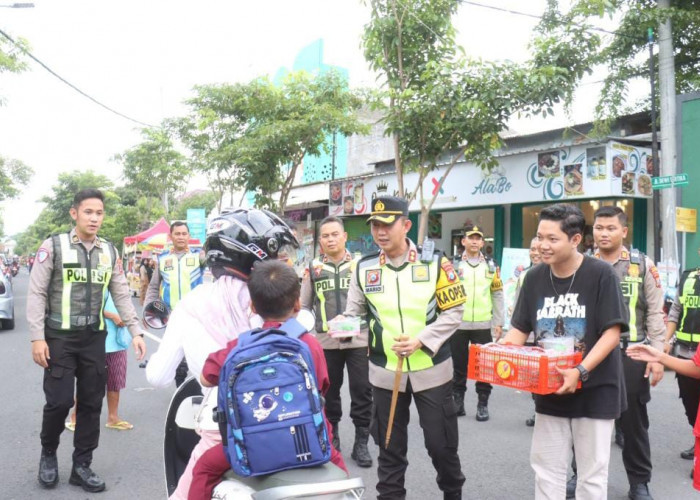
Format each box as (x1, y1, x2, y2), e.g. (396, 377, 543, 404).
(158, 250, 203, 309)
(309, 254, 355, 333)
(458, 254, 501, 322)
(612, 249, 648, 343)
(677, 270, 700, 344)
(357, 249, 465, 372)
(46, 233, 114, 331)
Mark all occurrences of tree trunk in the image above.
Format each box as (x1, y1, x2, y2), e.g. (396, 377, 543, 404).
(162, 191, 170, 217)
(416, 204, 429, 245)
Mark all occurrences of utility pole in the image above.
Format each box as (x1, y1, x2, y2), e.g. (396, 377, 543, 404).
(649, 27, 661, 264)
(658, 0, 678, 266)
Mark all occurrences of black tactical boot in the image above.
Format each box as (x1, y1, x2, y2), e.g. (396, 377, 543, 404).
(476, 393, 489, 422)
(628, 482, 653, 500)
(69, 463, 106, 493)
(453, 391, 466, 417)
(38, 449, 58, 488)
(525, 414, 536, 427)
(681, 444, 695, 460)
(350, 426, 373, 468)
(331, 422, 341, 452)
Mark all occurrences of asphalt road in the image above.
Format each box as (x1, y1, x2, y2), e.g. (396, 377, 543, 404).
(1, 271, 699, 499)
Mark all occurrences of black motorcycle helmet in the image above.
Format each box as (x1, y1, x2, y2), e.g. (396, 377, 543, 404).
(205, 208, 299, 280)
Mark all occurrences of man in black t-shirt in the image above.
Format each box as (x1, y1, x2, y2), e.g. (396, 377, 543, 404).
(504, 203, 628, 500)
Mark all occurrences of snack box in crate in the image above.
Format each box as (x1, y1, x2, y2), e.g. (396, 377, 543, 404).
(467, 343, 582, 395)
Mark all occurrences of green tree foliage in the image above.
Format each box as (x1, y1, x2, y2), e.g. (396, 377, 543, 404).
(170, 190, 219, 220)
(363, 0, 600, 241)
(114, 127, 190, 216)
(0, 155, 32, 201)
(545, 0, 700, 134)
(177, 70, 368, 214)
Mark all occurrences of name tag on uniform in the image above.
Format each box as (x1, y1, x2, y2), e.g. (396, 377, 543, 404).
(412, 264, 430, 282)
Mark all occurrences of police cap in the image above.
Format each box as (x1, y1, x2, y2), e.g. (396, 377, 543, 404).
(366, 196, 409, 225)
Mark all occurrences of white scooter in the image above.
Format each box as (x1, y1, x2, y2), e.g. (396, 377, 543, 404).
(144, 301, 366, 500)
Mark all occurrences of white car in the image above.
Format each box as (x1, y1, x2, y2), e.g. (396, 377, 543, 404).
(0, 273, 14, 330)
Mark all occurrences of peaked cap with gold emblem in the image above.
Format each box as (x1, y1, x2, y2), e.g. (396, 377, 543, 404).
(366, 196, 409, 225)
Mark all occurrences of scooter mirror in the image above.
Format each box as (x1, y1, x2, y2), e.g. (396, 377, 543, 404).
(143, 300, 171, 330)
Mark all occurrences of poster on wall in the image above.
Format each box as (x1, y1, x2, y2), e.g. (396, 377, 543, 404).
(585, 146, 607, 180)
(609, 141, 653, 198)
(563, 164, 584, 197)
(538, 151, 560, 178)
(329, 179, 370, 216)
(500, 247, 532, 329)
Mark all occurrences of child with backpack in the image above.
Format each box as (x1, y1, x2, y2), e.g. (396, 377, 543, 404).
(189, 260, 347, 499)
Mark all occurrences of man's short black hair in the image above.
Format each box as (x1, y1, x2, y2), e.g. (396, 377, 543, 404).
(170, 221, 189, 233)
(248, 260, 300, 319)
(594, 205, 627, 226)
(72, 189, 105, 209)
(539, 203, 585, 239)
(320, 216, 345, 230)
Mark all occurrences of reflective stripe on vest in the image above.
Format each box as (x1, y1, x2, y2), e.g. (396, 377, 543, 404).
(617, 255, 647, 343)
(158, 252, 203, 309)
(459, 259, 494, 322)
(48, 233, 113, 331)
(678, 271, 700, 343)
(310, 258, 354, 332)
(358, 254, 443, 372)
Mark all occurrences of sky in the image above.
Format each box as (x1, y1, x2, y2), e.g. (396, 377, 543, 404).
(0, 0, 645, 237)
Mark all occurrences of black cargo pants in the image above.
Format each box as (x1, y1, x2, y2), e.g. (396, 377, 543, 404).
(40, 330, 107, 465)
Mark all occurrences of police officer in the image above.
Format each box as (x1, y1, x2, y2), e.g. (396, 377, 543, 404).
(27, 189, 146, 492)
(566, 206, 664, 500)
(341, 196, 466, 500)
(144, 221, 204, 385)
(300, 216, 373, 467)
(451, 225, 504, 421)
(664, 246, 700, 466)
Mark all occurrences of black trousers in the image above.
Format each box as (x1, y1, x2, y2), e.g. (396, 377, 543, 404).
(324, 347, 372, 428)
(619, 352, 652, 485)
(450, 328, 492, 397)
(370, 380, 464, 500)
(41, 331, 107, 465)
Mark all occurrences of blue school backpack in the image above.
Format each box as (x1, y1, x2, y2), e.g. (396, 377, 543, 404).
(215, 318, 331, 477)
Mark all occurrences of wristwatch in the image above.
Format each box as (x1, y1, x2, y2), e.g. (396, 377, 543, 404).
(575, 364, 589, 382)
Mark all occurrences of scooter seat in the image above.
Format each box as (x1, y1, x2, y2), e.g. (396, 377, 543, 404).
(223, 462, 347, 490)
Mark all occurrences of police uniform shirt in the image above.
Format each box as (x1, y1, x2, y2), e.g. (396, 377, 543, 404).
(143, 248, 203, 306)
(594, 247, 665, 351)
(27, 228, 141, 342)
(458, 252, 505, 330)
(299, 251, 368, 350)
(344, 239, 465, 393)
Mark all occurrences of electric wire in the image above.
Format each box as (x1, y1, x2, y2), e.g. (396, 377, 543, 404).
(0, 27, 155, 128)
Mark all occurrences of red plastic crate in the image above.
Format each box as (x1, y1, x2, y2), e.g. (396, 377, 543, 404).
(467, 343, 583, 395)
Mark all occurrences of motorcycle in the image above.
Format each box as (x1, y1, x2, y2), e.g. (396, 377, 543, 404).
(143, 301, 366, 500)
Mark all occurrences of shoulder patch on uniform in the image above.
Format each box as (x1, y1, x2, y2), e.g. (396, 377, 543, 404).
(649, 265, 661, 288)
(441, 259, 459, 284)
(37, 248, 50, 263)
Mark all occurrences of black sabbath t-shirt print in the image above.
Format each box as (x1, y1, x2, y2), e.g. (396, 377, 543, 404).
(536, 289, 587, 353)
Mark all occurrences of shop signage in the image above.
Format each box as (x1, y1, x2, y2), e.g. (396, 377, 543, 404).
(676, 206, 697, 233)
(325, 140, 653, 213)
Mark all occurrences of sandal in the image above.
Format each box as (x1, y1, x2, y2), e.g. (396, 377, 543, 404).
(105, 420, 134, 431)
(65, 421, 76, 432)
